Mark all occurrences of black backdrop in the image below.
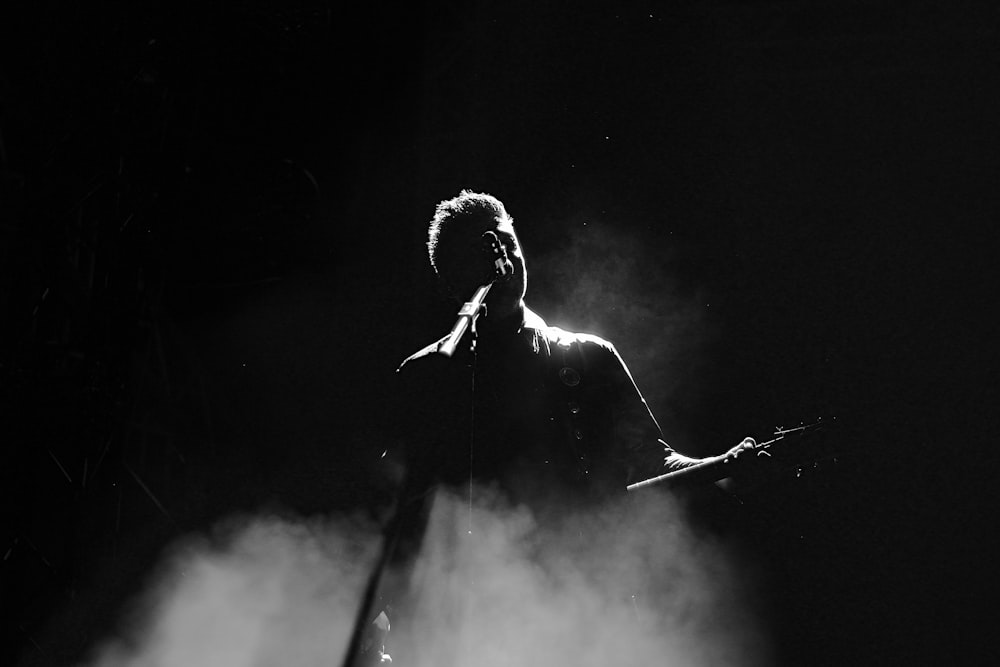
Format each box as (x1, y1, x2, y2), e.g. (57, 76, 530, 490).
(2, 1, 997, 665)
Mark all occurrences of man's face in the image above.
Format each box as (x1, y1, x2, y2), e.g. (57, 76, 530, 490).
(438, 219, 527, 312)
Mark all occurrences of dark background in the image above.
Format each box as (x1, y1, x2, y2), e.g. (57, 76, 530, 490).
(2, 1, 997, 665)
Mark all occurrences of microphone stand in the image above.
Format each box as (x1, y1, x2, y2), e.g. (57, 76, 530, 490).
(342, 234, 511, 665)
(436, 282, 493, 357)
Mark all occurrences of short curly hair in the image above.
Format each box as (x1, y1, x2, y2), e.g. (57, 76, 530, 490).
(427, 190, 514, 275)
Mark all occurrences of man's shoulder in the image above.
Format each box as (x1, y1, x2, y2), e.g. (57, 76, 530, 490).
(530, 312, 617, 358)
(523, 306, 607, 348)
(539, 325, 615, 352)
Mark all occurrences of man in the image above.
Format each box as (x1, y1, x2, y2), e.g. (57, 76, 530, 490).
(354, 190, 753, 665)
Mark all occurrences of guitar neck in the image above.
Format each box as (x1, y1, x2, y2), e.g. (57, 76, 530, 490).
(626, 419, 836, 493)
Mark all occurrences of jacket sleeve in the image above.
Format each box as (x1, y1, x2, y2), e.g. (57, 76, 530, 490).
(604, 341, 704, 484)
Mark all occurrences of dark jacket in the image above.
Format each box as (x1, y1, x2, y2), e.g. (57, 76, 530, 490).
(393, 307, 674, 516)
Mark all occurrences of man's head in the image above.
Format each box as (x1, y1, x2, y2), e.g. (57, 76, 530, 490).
(427, 190, 527, 316)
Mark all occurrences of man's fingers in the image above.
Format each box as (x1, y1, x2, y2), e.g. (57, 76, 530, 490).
(727, 437, 757, 459)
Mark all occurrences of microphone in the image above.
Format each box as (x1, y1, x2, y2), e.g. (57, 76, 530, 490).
(437, 232, 513, 357)
(481, 231, 513, 282)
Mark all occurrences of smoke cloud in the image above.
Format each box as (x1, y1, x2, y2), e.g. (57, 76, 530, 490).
(84, 485, 768, 667)
(397, 486, 768, 667)
(83, 514, 381, 667)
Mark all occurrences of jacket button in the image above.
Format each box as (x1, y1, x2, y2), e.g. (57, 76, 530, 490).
(559, 367, 581, 387)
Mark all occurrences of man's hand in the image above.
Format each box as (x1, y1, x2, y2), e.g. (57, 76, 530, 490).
(724, 436, 758, 460)
(716, 437, 771, 494)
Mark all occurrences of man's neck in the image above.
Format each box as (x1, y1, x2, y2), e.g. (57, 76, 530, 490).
(477, 300, 526, 337)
